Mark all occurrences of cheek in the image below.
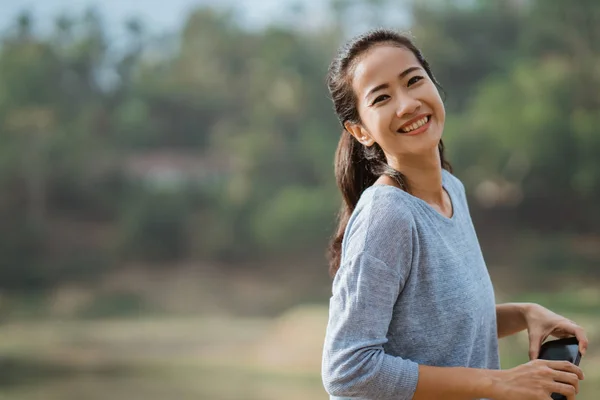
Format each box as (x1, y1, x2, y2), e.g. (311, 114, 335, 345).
(373, 106, 398, 133)
(361, 109, 392, 137)
(374, 110, 393, 130)
(427, 87, 445, 122)
(437, 100, 445, 123)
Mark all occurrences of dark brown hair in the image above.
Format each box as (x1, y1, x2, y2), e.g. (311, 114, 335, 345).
(327, 28, 452, 277)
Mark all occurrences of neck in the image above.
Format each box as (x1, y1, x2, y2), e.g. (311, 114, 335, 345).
(386, 148, 445, 205)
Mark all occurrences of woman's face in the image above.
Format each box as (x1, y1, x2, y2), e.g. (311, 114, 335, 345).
(345, 44, 445, 167)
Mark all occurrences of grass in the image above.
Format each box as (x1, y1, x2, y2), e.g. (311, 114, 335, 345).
(0, 296, 597, 399)
(0, 308, 327, 400)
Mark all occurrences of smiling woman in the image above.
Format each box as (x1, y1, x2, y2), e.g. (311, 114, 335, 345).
(321, 29, 588, 400)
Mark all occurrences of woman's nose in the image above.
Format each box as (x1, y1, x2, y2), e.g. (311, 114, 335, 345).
(395, 95, 421, 118)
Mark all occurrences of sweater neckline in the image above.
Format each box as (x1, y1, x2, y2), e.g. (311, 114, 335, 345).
(368, 170, 456, 223)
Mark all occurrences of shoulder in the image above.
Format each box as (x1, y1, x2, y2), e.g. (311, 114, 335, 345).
(351, 185, 415, 234)
(342, 185, 416, 265)
(442, 169, 466, 194)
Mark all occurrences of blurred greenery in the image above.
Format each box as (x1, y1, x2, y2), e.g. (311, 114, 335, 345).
(0, 0, 599, 398)
(0, 0, 598, 289)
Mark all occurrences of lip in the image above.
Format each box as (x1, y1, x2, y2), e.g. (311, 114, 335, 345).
(397, 114, 432, 136)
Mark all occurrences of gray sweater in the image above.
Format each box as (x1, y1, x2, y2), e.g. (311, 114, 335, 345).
(322, 170, 500, 400)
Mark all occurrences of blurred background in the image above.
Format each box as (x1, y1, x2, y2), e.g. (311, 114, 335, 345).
(0, 0, 598, 398)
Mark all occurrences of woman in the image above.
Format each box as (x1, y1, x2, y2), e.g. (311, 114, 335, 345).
(321, 29, 589, 400)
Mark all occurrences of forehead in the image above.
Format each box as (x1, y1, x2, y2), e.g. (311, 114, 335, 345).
(351, 45, 420, 96)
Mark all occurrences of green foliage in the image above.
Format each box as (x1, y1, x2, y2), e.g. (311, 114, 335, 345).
(0, 222, 44, 289)
(0, 0, 599, 291)
(118, 188, 192, 263)
(251, 186, 338, 253)
(411, 1, 521, 112)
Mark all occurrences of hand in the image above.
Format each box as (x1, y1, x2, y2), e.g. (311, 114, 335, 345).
(490, 359, 584, 400)
(523, 303, 589, 360)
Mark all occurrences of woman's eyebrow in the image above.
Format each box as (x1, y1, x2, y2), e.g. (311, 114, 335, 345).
(364, 66, 423, 100)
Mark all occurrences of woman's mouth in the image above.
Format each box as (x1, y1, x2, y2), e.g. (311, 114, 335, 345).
(397, 115, 431, 135)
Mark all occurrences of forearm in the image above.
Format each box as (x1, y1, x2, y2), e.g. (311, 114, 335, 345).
(496, 302, 533, 338)
(414, 365, 498, 399)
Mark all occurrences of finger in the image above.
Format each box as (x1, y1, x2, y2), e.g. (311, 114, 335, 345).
(550, 381, 577, 398)
(573, 327, 589, 356)
(547, 360, 584, 380)
(528, 333, 543, 360)
(553, 371, 579, 393)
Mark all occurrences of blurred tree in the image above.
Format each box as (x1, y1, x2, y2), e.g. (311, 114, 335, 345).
(409, 1, 522, 112)
(451, 0, 600, 230)
(0, 0, 598, 292)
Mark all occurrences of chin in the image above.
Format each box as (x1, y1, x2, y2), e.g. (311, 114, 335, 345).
(410, 134, 442, 155)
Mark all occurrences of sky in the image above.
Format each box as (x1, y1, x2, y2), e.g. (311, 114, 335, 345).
(0, 0, 330, 35)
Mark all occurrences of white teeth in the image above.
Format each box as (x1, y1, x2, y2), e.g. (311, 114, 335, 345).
(401, 116, 429, 133)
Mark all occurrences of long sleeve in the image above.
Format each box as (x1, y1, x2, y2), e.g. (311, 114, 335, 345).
(322, 252, 419, 399)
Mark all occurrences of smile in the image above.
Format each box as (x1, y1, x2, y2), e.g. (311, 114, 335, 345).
(398, 115, 431, 135)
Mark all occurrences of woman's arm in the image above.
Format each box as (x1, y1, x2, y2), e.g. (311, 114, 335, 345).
(496, 302, 531, 339)
(496, 302, 589, 361)
(322, 253, 419, 400)
(414, 361, 583, 400)
(413, 303, 586, 399)
(414, 365, 495, 399)
(323, 204, 420, 400)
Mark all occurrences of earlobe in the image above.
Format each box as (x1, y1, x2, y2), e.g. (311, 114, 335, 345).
(357, 127, 375, 146)
(344, 121, 375, 147)
(360, 132, 375, 147)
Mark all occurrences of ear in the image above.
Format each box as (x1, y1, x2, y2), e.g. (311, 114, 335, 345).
(344, 121, 375, 147)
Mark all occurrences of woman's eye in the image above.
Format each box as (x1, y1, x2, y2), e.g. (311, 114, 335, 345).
(407, 76, 424, 87)
(372, 94, 390, 105)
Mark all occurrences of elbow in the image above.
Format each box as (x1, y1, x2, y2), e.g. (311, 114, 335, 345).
(322, 349, 418, 400)
(322, 367, 356, 397)
(321, 351, 380, 397)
